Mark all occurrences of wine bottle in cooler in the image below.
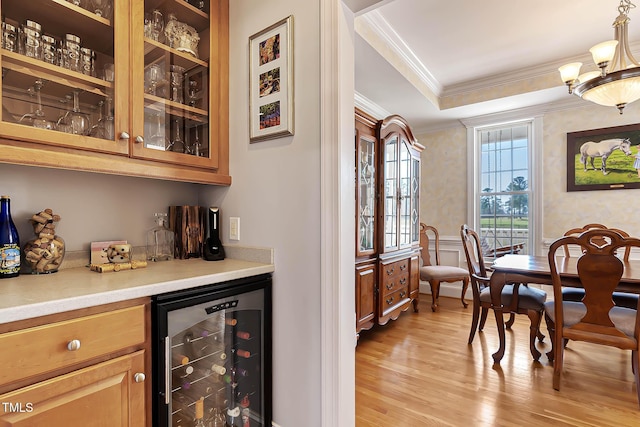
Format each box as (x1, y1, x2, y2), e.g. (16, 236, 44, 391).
(0, 196, 20, 278)
(194, 397, 206, 427)
(203, 207, 225, 261)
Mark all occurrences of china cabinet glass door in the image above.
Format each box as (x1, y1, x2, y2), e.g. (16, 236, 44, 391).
(357, 134, 376, 255)
(399, 139, 411, 247)
(383, 136, 398, 251)
(411, 154, 420, 245)
(0, 0, 127, 154)
(132, 0, 218, 168)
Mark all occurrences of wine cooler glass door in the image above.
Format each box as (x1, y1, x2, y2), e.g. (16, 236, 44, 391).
(155, 278, 271, 427)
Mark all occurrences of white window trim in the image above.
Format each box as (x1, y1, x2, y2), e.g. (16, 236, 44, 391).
(462, 108, 544, 256)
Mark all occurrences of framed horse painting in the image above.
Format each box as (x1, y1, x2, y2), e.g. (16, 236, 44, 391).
(567, 123, 640, 191)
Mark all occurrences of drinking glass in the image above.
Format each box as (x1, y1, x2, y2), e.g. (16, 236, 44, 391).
(187, 79, 198, 107)
(89, 97, 115, 140)
(146, 63, 164, 96)
(150, 10, 164, 42)
(147, 112, 170, 150)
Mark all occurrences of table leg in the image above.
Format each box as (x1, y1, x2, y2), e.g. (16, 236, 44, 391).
(490, 272, 506, 363)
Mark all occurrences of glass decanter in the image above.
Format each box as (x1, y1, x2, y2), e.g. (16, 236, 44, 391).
(59, 89, 90, 135)
(146, 212, 175, 262)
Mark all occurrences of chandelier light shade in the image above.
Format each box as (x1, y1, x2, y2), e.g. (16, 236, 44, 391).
(559, 0, 640, 113)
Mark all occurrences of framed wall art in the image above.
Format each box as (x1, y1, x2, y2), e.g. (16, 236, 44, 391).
(567, 123, 640, 191)
(249, 15, 294, 142)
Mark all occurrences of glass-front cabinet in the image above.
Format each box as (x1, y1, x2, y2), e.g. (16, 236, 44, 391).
(380, 125, 421, 254)
(0, 0, 126, 154)
(0, 0, 229, 184)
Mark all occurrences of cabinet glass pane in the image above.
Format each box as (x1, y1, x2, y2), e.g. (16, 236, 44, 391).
(1, 1, 116, 142)
(143, 1, 210, 157)
(411, 156, 420, 244)
(358, 136, 375, 252)
(384, 137, 398, 249)
(399, 140, 411, 246)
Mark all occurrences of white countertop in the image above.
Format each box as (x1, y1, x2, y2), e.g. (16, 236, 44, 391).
(0, 257, 274, 324)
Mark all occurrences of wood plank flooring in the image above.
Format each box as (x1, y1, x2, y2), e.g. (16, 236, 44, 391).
(355, 296, 640, 426)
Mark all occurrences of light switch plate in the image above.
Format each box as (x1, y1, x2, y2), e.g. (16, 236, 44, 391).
(230, 217, 240, 240)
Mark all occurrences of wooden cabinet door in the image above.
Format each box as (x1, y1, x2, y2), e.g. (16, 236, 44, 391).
(0, 351, 146, 427)
(356, 262, 376, 333)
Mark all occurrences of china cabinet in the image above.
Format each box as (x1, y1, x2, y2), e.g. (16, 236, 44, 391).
(0, 0, 229, 185)
(355, 110, 423, 336)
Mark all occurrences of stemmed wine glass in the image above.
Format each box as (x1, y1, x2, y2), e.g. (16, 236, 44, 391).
(18, 86, 37, 126)
(31, 80, 55, 130)
(58, 89, 90, 135)
(168, 117, 184, 153)
(89, 97, 115, 140)
(147, 112, 170, 150)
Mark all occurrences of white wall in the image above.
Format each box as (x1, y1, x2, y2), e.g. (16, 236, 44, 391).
(0, 163, 200, 251)
(199, 1, 324, 425)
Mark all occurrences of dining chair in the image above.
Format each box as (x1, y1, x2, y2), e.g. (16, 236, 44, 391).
(460, 224, 547, 361)
(419, 223, 470, 312)
(545, 229, 640, 406)
(547, 224, 639, 357)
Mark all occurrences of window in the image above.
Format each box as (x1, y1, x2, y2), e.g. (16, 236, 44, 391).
(465, 115, 542, 257)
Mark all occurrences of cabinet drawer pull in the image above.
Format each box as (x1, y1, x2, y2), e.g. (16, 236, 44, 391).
(67, 339, 81, 351)
(399, 277, 406, 285)
(386, 267, 395, 275)
(134, 372, 146, 383)
(400, 291, 406, 299)
(386, 296, 394, 305)
(386, 282, 394, 290)
(399, 264, 407, 271)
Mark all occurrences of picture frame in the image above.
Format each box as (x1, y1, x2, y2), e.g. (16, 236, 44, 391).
(249, 16, 294, 142)
(566, 123, 640, 192)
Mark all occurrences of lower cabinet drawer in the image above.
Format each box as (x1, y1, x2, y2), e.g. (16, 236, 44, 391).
(0, 305, 145, 387)
(380, 286, 410, 316)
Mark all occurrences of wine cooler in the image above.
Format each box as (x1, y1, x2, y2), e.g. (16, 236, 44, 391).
(152, 274, 272, 427)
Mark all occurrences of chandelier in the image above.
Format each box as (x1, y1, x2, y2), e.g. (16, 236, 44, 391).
(559, 0, 640, 114)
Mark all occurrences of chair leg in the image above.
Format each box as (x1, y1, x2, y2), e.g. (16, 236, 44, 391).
(479, 307, 489, 331)
(505, 313, 516, 329)
(537, 329, 545, 342)
(430, 281, 440, 312)
(633, 350, 640, 407)
(460, 277, 469, 309)
(553, 326, 564, 391)
(545, 312, 555, 362)
(526, 309, 542, 361)
(468, 299, 481, 344)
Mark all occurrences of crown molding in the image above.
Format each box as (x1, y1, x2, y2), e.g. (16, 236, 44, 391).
(356, 11, 442, 96)
(354, 91, 390, 120)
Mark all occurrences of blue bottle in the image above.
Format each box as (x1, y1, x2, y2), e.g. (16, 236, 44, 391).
(0, 196, 20, 278)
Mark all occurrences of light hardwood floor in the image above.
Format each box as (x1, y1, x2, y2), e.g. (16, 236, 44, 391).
(355, 295, 640, 426)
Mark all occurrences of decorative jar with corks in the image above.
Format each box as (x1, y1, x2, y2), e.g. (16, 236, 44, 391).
(23, 208, 65, 274)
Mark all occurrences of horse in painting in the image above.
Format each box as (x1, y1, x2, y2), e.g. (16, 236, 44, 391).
(579, 138, 632, 175)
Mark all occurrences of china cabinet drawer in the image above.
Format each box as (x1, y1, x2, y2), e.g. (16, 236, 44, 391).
(380, 286, 410, 318)
(380, 258, 409, 281)
(380, 271, 409, 297)
(0, 304, 145, 387)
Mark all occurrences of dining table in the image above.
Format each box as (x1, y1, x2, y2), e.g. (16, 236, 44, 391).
(488, 254, 640, 364)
